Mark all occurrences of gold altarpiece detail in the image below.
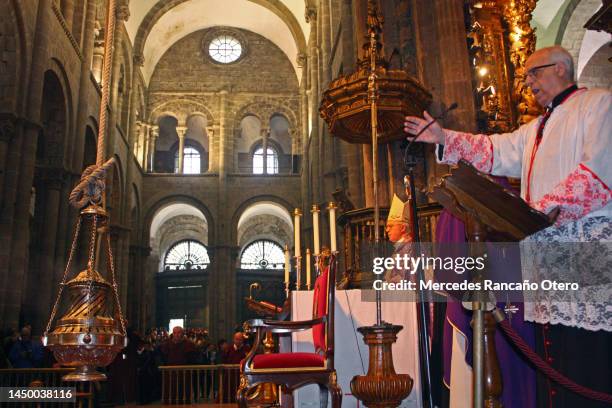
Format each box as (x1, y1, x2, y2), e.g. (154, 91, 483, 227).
(467, 0, 541, 131)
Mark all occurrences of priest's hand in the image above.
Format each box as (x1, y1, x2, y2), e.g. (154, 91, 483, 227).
(403, 111, 446, 145)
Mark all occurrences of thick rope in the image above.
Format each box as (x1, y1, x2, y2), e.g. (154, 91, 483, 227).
(68, 157, 115, 209)
(97, 0, 116, 167)
(498, 318, 612, 403)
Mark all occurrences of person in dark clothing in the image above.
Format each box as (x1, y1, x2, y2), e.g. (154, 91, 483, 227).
(136, 340, 158, 404)
(160, 327, 196, 403)
(8, 327, 43, 368)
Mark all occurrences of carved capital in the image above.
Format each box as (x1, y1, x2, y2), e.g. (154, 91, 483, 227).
(116, 0, 130, 21)
(305, 6, 317, 23)
(297, 52, 307, 68)
(133, 53, 145, 66)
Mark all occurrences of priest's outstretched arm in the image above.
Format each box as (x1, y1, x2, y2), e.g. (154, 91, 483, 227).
(404, 97, 611, 225)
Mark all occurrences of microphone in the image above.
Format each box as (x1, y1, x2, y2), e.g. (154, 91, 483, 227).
(404, 102, 458, 152)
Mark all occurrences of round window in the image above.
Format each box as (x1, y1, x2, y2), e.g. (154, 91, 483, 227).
(209, 35, 242, 63)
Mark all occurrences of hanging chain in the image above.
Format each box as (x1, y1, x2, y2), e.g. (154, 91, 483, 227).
(44, 217, 82, 336)
(106, 232, 126, 336)
(85, 214, 99, 333)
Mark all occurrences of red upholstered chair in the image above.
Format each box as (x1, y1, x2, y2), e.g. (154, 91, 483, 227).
(237, 254, 341, 408)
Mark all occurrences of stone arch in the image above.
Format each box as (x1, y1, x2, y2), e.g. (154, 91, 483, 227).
(108, 154, 124, 221)
(230, 195, 295, 245)
(233, 99, 298, 132)
(144, 195, 216, 247)
(82, 125, 97, 170)
(578, 43, 612, 89)
(232, 99, 299, 161)
(113, 34, 133, 131)
(132, 0, 307, 81)
(560, 0, 606, 79)
(149, 98, 215, 125)
(37, 69, 69, 168)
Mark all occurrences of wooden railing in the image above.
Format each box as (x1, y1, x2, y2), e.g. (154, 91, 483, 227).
(159, 364, 241, 404)
(0, 368, 95, 407)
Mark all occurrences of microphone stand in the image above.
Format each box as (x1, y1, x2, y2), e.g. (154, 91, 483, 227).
(404, 155, 434, 408)
(403, 104, 457, 408)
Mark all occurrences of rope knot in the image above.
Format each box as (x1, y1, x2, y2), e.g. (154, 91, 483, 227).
(69, 158, 116, 209)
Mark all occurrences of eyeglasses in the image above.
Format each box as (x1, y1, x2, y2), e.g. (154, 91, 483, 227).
(526, 63, 556, 79)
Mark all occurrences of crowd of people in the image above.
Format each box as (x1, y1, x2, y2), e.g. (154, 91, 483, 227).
(1, 325, 252, 405)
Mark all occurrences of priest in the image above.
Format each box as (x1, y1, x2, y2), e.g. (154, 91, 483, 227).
(404, 45, 611, 407)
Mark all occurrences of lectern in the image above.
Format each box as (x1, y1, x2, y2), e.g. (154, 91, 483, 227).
(429, 160, 553, 407)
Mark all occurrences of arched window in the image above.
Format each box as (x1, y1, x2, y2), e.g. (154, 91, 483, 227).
(240, 240, 285, 269)
(164, 240, 210, 271)
(174, 147, 201, 174)
(253, 147, 278, 174)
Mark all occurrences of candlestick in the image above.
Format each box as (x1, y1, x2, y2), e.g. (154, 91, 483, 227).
(328, 202, 337, 252)
(295, 256, 302, 290)
(294, 208, 302, 258)
(306, 248, 311, 290)
(311, 204, 320, 255)
(284, 245, 290, 288)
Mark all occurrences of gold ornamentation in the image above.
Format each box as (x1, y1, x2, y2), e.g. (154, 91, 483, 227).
(501, 0, 541, 124)
(467, 2, 515, 132)
(319, 0, 431, 144)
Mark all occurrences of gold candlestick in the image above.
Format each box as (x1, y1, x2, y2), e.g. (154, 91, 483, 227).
(295, 255, 302, 290)
(306, 248, 312, 290)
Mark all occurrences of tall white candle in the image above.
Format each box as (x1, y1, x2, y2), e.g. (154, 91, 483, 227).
(312, 205, 320, 255)
(294, 209, 301, 258)
(284, 245, 290, 285)
(306, 248, 311, 289)
(328, 202, 337, 252)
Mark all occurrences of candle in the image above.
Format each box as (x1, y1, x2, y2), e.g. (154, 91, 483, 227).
(312, 205, 320, 255)
(284, 245, 290, 285)
(306, 248, 311, 289)
(294, 208, 302, 258)
(328, 202, 337, 252)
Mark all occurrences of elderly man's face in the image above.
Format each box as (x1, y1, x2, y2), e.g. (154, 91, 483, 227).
(233, 332, 244, 348)
(524, 50, 569, 108)
(386, 222, 408, 243)
(171, 327, 183, 343)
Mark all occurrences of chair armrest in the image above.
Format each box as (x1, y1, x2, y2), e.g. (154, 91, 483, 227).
(243, 317, 326, 333)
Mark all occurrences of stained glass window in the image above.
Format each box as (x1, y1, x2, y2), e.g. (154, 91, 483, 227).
(164, 240, 210, 271)
(240, 240, 285, 269)
(209, 35, 242, 63)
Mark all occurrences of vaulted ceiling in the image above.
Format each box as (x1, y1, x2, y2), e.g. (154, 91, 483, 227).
(125, 0, 310, 85)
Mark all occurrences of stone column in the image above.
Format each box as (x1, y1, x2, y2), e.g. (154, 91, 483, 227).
(261, 128, 269, 173)
(60, 0, 75, 32)
(142, 123, 150, 170)
(92, 21, 105, 84)
(0, 116, 16, 203)
(306, 5, 321, 203)
(71, 0, 98, 173)
(217, 90, 228, 178)
(176, 125, 187, 174)
(35, 173, 63, 333)
(148, 125, 159, 172)
(433, 0, 478, 132)
(2, 0, 53, 327)
(206, 127, 214, 172)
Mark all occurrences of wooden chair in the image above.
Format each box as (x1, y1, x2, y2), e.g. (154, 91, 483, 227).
(237, 253, 342, 408)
